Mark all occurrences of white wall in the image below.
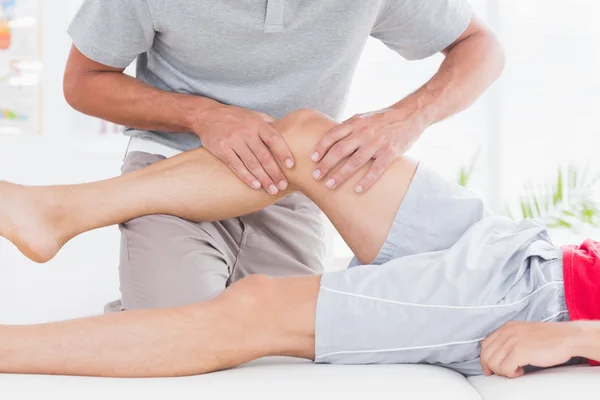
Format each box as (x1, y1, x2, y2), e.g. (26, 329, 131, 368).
(0, 0, 127, 324)
(0, 147, 123, 324)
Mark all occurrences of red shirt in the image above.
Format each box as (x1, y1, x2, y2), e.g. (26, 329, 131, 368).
(562, 239, 600, 366)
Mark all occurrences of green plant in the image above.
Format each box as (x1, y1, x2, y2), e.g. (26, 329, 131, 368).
(514, 165, 600, 229)
(457, 149, 480, 188)
(456, 156, 599, 230)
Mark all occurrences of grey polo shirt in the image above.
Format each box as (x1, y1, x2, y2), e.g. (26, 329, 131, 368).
(68, 0, 472, 151)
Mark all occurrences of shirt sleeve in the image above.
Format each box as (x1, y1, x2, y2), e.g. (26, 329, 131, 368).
(68, 0, 156, 69)
(371, 0, 473, 61)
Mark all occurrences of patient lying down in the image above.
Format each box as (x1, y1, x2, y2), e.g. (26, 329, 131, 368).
(0, 109, 598, 378)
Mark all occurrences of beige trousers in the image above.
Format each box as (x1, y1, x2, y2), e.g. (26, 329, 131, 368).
(106, 151, 326, 312)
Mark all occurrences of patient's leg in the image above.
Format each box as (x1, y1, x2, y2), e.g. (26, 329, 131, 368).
(0, 110, 416, 264)
(0, 275, 320, 377)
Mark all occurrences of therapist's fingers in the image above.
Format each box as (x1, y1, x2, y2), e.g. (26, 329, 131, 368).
(354, 152, 395, 193)
(311, 123, 355, 165)
(233, 142, 278, 194)
(219, 149, 262, 190)
(247, 138, 288, 192)
(326, 146, 378, 190)
(313, 136, 361, 184)
(258, 123, 295, 170)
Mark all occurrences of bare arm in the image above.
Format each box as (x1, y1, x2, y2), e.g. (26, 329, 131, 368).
(571, 321, 600, 362)
(393, 16, 505, 129)
(63, 45, 216, 133)
(480, 320, 597, 378)
(313, 16, 505, 193)
(63, 45, 294, 194)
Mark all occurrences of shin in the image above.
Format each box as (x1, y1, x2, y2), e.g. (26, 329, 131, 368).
(0, 110, 415, 264)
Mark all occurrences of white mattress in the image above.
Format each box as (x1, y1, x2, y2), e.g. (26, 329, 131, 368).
(469, 364, 600, 399)
(2, 357, 599, 400)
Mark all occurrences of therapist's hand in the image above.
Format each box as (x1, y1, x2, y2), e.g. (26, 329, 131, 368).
(310, 107, 425, 193)
(194, 104, 294, 195)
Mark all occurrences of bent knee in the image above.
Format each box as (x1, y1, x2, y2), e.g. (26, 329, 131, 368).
(226, 275, 277, 306)
(281, 109, 331, 126)
(275, 109, 338, 160)
(217, 275, 288, 316)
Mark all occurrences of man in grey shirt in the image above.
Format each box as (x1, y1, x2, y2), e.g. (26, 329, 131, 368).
(65, 0, 504, 311)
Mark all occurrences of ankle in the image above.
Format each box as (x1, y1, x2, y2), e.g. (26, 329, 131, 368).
(39, 186, 73, 244)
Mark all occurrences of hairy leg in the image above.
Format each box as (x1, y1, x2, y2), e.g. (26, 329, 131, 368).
(0, 109, 416, 264)
(0, 274, 320, 377)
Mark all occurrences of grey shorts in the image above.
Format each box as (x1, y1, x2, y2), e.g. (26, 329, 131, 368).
(314, 164, 568, 376)
(107, 151, 326, 312)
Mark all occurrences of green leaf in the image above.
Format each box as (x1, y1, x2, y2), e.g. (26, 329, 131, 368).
(554, 167, 563, 206)
(508, 162, 600, 230)
(456, 148, 480, 188)
(520, 198, 529, 219)
(554, 218, 573, 228)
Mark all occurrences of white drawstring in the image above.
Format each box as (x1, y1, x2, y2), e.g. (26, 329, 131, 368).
(264, 0, 284, 33)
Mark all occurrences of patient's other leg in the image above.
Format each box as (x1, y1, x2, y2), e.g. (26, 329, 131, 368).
(0, 275, 320, 377)
(0, 110, 415, 264)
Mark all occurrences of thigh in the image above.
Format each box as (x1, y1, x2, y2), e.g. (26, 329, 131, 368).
(351, 163, 492, 267)
(315, 217, 565, 375)
(230, 193, 326, 282)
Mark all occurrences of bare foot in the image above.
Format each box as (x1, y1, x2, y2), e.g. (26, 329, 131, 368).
(0, 181, 68, 263)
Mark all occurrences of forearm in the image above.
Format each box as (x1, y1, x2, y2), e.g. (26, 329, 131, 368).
(392, 25, 505, 130)
(569, 321, 600, 361)
(64, 69, 217, 134)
